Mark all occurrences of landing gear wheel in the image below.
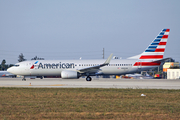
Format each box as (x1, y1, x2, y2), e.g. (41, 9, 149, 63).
(86, 76, 92, 81)
(22, 77, 26, 81)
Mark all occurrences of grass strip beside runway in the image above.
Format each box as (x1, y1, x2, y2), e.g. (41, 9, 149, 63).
(0, 88, 180, 119)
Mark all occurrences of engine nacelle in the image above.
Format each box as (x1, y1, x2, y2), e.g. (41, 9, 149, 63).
(61, 70, 78, 79)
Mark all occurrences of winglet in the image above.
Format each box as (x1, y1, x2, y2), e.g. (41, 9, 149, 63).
(104, 53, 113, 65)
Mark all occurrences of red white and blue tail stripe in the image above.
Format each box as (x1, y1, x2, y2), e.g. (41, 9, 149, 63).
(131, 29, 170, 67)
(139, 29, 170, 60)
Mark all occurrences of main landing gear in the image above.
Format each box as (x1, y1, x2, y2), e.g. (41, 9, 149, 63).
(22, 76, 26, 81)
(86, 76, 92, 81)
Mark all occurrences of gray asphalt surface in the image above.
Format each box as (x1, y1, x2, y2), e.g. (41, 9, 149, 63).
(0, 78, 180, 89)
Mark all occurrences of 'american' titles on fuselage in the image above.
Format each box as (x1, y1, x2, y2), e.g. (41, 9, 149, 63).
(38, 62, 75, 69)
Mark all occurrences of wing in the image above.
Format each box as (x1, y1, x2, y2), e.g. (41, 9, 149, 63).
(77, 53, 113, 73)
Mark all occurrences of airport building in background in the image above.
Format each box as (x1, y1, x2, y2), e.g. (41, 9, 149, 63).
(163, 62, 179, 72)
(167, 69, 180, 79)
(164, 62, 180, 79)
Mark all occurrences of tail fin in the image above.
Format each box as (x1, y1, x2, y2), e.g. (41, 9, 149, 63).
(128, 29, 170, 60)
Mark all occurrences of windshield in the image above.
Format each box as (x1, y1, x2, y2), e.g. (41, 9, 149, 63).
(14, 64, 20, 67)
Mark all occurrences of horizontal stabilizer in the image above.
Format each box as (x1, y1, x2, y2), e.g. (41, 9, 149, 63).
(152, 57, 172, 63)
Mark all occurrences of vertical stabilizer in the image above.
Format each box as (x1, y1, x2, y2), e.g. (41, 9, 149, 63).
(139, 29, 170, 60)
(128, 29, 170, 60)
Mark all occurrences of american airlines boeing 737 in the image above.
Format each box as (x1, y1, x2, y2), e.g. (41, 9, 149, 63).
(7, 29, 170, 81)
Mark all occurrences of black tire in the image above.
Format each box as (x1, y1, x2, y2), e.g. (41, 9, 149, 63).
(86, 76, 92, 81)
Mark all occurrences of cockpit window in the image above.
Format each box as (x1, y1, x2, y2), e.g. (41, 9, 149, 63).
(14, 65, 20, 67)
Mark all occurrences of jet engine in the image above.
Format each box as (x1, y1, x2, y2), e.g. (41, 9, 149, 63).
(61, 70, 79, 79)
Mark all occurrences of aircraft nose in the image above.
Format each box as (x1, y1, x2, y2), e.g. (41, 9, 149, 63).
(7, 67, 13, 74)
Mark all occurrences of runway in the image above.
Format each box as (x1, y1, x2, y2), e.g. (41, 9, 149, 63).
(0, 77, 180, 89)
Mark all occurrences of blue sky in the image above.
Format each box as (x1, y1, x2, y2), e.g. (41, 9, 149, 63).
(0, 0, 180, 64)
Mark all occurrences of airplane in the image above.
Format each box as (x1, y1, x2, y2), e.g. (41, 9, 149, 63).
(125, 73, 153, 79)
(7, 29, 170, 81)
(0, 71, 16, 77)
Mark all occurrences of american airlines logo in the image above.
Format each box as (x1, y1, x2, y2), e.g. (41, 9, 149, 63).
(38, 62, 75, 69)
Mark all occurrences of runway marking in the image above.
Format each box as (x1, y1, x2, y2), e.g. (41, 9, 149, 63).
(0, 78, 180, 89)
(50, 84, 65, 86)
(0, 84, 65, 87)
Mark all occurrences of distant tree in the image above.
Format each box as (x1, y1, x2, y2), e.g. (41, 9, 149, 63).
(8, 64, 14, 68)
(1, 59, 6, 71)
(31, 56, 44, 60)
(18, 53, 26, 62)
(0, 60, 14, 70)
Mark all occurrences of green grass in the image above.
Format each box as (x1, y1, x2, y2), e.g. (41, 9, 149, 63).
(0, 88, 180, 119)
